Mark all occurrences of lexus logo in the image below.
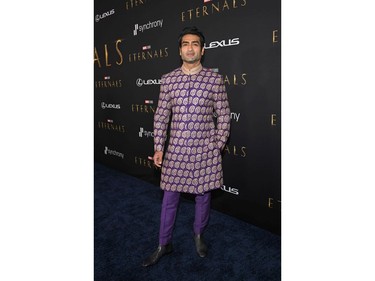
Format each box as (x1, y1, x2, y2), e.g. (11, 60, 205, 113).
(101, 102, 121, 109)
(136, 78, 162, 87)
(221, 185, 239, 195)
(204, 38, 240, 49)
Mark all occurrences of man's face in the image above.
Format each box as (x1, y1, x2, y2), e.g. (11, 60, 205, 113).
(179, 34, 205, 64)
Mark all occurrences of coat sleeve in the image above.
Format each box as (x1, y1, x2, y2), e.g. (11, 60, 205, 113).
(153, 76, 172, 152)
(213, 75, 231, 151)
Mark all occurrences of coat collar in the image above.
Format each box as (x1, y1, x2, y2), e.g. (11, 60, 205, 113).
(181, 63, 203, 75)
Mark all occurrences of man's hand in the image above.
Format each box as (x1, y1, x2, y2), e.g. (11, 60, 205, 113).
(153, 151, 163, 168)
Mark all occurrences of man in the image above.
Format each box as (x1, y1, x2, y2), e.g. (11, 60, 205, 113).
(142, 26, 231, 267)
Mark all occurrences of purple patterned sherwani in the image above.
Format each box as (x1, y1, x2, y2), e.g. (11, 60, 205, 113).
(152, 63, 231, 245)
(154, 64, 231, 195)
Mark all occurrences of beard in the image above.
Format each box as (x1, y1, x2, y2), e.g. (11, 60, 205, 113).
(182, 57, 200, 64)
(181, 52, 202, 64)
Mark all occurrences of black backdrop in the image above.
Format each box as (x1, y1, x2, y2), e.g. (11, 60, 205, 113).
(94, 0, 281, 234)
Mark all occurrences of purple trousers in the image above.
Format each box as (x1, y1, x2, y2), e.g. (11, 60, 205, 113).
(159, 190, 211, 246)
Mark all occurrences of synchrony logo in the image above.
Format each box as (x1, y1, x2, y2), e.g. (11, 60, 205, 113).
(104, 146, 124, 159)
(95, 9, 115, 22)
(133, 19, 163, 36)
(139, 127, 154, 138)
(230, 112, 241, 122)
(213, 111, 241, 122)
(136, 78, 161, 87)
(204, 38, 240, 49)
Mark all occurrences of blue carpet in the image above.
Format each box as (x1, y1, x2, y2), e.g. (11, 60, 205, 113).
(94, 162, 281, 281)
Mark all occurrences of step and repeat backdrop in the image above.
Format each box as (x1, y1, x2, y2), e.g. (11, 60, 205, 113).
(94, 0, 281, 234)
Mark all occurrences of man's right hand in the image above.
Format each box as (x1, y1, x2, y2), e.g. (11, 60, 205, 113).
(153, 151, 163, 168)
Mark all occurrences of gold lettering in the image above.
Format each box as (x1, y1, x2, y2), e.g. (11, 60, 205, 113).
(223, 145, 247, 157)
(104, 44, 111, 67)
(240, 146, 246, 157)
(223, 0, 230, 10)
(126, 0, 145, 10)
(182, 0, 247, 22)
(94, 47, 101, 68)
(115, 39, 123, 65)
(212, 3, 220, 12)
(224, 145, 230, 154)
(127, 48, 168, 62)
(241, 73, 247, 85)
(223, 75, 230, 85)
(135, 156, 159, 169)
(271, 114, 277, 126)
(233, 145, 237, 156)
(98, 121, 125, 132)
(202, 5, 208, 16)
(95, 80, 123, 88)
(268, 198, 274, 208)
(187, 9, 193, 20)
(131, 104, 155, 113)
(223, 73, 247, 86)
(195, 7, 200, 18)
(272, 30, 279, 43)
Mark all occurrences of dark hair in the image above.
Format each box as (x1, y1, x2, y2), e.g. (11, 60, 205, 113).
(178, 26, 205, 49)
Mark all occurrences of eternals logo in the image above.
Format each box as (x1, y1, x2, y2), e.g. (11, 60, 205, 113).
(181, 0, 247, 21)
(125, 0, 146, 10)
(97, 119, 125, 133)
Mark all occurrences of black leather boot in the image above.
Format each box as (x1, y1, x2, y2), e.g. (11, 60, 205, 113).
(194, 234, 208, 258)
(142, 243, 173, 267)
